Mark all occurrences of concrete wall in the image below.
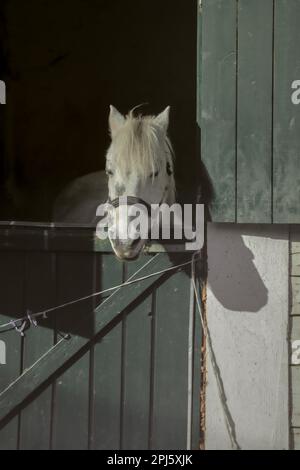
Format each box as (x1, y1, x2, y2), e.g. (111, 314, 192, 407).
(205, 224, 290, 450)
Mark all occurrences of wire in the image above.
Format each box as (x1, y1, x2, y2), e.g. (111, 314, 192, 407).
(0, 255, 198, 333)
(191, 252, 240, 450)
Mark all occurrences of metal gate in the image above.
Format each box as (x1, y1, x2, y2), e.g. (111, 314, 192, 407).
(0, 224, 201, 450)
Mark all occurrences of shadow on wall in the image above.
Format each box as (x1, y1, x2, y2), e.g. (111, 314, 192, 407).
(206, 224, 284, 313)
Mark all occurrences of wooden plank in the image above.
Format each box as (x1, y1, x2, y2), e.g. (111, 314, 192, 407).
(290, 277, 300, 315)
(292, 427, 300, 450)
(52, 354, 90, 450)
(92, 254, 123, 450)
(51, 253, 94, 450)
(0, 252, 24, 450)
(0, 226, 106, 253)
(291, 367, 300, 427)
(151, 263, 191, 449)
(273, 0, 300, 222)
(122, 256, 152, 450)
(0, 253, 190, 426)
(0, 224, 187, 254)
(236, 0, 273, 222)
(197, 0, 202, 128)
(201, 0, 237, 222)
(19, 252, 56, 450)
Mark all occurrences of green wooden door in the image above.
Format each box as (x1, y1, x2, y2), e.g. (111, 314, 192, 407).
(199, 0, 300, 223)
(0, 225, 201, 450)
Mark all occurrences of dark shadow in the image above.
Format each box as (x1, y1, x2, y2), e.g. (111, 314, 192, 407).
(205, 224, 291, 313)
(0, 0, 197, 221)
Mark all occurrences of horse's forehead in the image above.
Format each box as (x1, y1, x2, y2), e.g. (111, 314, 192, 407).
(114, 169, 141, 184)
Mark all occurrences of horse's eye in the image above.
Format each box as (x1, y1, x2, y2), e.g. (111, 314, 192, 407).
(150, 170, 159, 178)
(106, 169, 114, 177)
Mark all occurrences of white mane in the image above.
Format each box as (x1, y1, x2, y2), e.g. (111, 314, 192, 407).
(108, 110, 175, 184)
(53, 106, 176, 224)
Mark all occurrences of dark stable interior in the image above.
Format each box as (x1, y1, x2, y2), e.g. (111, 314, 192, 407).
(0, 0, 198, 222)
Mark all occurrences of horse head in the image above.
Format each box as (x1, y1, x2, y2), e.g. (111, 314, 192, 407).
(106, 105, 176, 260)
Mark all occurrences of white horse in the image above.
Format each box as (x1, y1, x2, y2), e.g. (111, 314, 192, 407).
(53, 105, 176, 260)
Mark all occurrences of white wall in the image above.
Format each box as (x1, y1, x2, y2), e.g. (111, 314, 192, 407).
(205, 224, 290, 450)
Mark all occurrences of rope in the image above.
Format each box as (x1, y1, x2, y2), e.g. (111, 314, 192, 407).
(0, 255, 197, 333)
(191, 252, 240, 450)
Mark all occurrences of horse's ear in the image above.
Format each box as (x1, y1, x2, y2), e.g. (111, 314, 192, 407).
(154, 106, 170, 132)
(109, 105, 125, 138)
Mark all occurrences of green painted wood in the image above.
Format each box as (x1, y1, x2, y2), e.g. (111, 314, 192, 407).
(122, 256, 152, 450)
(52, 354, 90, 450)
(19, 253, 56, 450)
(151, 265, 191, 450)
(92, 254, 123, 450)
(93, 324, 122, 450)
(0, 224, 187, 254)
(0, 221, 200, 450)
(236, 0, 273, 222)
(1, 253, 192, 444)
(0, 253, 24, 450)
(197, 0, 202, 128)
(273, 0, 300, 223)
(200, 0, 237, 222)
(291, 367, 300, 428)
(0, 253, 173, 425)
(51, 253, 94, 450)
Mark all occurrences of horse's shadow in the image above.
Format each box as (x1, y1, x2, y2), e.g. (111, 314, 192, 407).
(167, 226, 268, 315)
(174, 152, 269, 313)
(204, 224, 269, 313)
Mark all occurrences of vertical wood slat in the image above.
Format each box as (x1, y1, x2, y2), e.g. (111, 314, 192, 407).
(151, 265, 191, 450)
(197, 0, 202, 128)
(19, 252, 56, 450)
(200, 0, 237, 222)
(236, 0, 273, 222)
(273, 0, 300, 223)
(0, 253, 24, 450)
(200, 0, 300, 224)
(51, 253, 94, 450)
(121, 255, 153, 450)
(92, 254, 123, 450)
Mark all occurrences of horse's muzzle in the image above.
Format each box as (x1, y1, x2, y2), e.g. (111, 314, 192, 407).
(111, 237, 146, 261)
